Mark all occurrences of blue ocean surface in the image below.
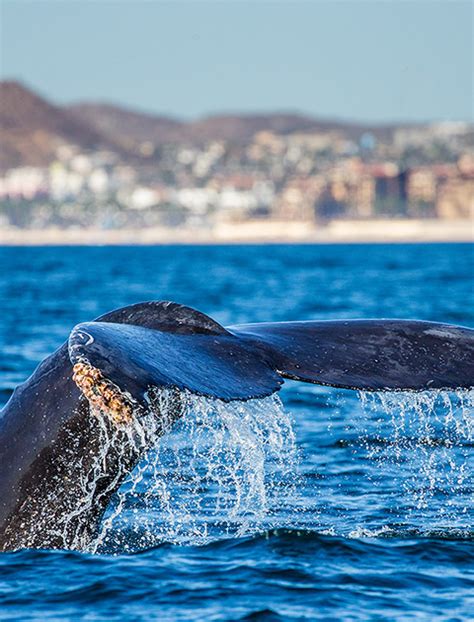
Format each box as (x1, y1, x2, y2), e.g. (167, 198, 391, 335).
(0, 243, 473, 621)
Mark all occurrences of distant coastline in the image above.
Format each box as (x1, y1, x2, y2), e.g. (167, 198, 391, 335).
(1, 219, 472, 246)
(2, 82, 473, 238)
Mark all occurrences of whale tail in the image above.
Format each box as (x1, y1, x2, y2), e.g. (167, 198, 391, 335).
(67, 301, 474, 404)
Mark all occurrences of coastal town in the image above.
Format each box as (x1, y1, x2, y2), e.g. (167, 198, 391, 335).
(0, 82, 473, 240)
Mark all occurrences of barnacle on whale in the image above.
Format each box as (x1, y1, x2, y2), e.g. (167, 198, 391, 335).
(72, 361, 135, 426)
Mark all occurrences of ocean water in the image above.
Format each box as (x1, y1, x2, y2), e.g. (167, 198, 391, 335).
(0, 242, 473, 621)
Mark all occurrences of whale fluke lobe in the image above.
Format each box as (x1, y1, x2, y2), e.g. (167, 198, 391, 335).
(230, 319, 474, 392)
(68, 320, 283, 402)
(70, 302, 474, 400)
(1, 300, 473, 551)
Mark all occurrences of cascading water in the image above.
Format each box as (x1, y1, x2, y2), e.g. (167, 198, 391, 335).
(354, 389, 473, 535)
(59, 387, 473, 554)
(90, 391, 300, 553)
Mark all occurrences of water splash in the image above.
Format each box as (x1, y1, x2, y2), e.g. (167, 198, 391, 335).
(357, 389, 474, 519)
(92, 391, 300, 552)
(30, 386, 472, 553)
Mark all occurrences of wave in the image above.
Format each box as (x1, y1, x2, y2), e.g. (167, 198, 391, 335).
(2, 527, 473, 566)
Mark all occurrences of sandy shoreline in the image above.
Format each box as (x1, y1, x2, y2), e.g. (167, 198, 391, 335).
(0, 219, 472, 246)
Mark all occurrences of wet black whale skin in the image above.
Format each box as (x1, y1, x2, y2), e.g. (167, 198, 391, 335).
(69, 302, 474, 402)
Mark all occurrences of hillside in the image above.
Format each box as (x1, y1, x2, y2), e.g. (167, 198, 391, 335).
(0, 81, 111, 169)
(68, 105, 392, 146)
(0, 80, 405, 170)
(67, 105, 329, 146)
(66, 103, 184, 151)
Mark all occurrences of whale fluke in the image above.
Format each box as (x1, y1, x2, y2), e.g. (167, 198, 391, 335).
(68, 303, 474, 401)
(1, 300, 473, 551)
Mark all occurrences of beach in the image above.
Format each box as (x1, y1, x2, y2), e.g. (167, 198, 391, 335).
(0, 218, 472, 245)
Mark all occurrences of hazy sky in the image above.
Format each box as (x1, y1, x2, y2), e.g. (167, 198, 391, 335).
(1, 1, 472, 122)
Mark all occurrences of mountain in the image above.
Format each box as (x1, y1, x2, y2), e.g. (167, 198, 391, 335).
(66, 103, 184, 151)
(184, 113, 388, 143)
(67, 105, 390, 147)
(67, 106, 346, 146)
(0, 81, 111, 169)
(185, 113, 333, 143)
(0, 80, 403, 170)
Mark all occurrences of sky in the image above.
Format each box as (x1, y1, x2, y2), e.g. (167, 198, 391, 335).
(1, 0, 472, 123)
